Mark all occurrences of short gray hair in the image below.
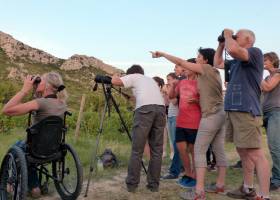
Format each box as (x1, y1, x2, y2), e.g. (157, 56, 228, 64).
(238, 29, 256, 45)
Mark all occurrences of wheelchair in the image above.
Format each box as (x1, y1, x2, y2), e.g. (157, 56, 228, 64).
(0, 112, 83, 200)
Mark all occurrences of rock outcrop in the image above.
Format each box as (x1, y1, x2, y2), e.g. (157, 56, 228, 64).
(60, 54, 122, 75)
(0, 31, 61, 65)
(0, 31, 122, 75)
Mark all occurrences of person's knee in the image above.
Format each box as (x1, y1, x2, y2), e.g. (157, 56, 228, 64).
(247, 149, 267, 164)
(177, 142, 187, 151)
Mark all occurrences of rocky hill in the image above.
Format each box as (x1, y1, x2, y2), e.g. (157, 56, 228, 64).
(60, 54, 121, 75)
(0, 31, 126, 109)
(0, 31, 122, 75)
(0, 31, 61, 65)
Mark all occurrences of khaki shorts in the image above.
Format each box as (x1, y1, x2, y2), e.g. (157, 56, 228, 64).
(225, 111, 263, 148)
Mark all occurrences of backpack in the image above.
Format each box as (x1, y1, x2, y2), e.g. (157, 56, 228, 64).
(100, 148, 118, 168)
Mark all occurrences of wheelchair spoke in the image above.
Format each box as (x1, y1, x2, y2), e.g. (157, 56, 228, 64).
(0, 147, 28, 200)
(53, 144, 83, 199)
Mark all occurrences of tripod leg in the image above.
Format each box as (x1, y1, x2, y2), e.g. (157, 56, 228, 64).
(84, 101, 108, 197)
(109, 93, 148, 174)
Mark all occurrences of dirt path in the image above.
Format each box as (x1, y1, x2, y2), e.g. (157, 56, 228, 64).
(39, 169, 280, 200)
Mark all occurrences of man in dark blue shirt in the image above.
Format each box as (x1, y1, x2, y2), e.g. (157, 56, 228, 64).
(214, 29, 270, 200)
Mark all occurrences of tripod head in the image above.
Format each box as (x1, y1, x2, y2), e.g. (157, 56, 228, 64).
(93, 74, 131, 100)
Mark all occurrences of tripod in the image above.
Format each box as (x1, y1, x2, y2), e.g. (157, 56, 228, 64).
(84, 83, 147, 197)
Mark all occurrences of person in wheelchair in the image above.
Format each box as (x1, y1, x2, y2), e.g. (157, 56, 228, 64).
(2, 71, 67, 198)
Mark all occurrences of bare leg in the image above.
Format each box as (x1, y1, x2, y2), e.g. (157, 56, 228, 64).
(237, 148, 254, 186)
(196, 167, 206, 192)
(248, 148, 270, 197)
(188, 144, 196, 178)
(177, 142, 193, 178)
(216, 166, 226, 186)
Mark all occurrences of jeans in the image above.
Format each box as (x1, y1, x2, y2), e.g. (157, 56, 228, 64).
(167, 116, 176, 145)
(168, 116, 182, 176)
(169, 141, 182, 176)
(13, 141, 39, 190)
(263, 110, 280, 186)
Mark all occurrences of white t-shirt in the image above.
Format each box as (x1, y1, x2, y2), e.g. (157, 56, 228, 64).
(120, 74, 165, 109)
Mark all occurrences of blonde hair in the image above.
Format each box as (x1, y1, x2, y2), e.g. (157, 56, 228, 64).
(43, 72, 68, 102)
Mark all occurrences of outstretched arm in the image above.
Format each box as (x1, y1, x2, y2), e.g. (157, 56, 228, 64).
(150, 51, 204, 74)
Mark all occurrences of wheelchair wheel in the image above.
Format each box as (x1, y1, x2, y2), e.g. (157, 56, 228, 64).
(52, 144, 83, 200)
(0, 146, 28, 200)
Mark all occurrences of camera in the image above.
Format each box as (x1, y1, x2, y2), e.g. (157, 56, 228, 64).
(218, 31, 237, 43)
(94, 75, 112, 84)
(31, 76, 41, 84)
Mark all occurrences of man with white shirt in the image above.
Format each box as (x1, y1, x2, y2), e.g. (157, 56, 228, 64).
(112, 64, 166, 192)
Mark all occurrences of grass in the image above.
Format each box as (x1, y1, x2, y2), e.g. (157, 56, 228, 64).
(1, 127, 280, 200)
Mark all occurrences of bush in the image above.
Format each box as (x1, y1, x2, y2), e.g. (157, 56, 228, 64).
(0, 112, 26, 133)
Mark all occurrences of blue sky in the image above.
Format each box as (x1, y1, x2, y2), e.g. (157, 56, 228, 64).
(0, 0, 279, 79)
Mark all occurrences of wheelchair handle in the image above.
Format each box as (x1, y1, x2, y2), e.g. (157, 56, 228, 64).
(65, 111, 72, 116)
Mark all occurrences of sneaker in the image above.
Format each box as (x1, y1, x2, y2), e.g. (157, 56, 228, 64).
(270, 182, 280, 191)
(177, 176, 196, 189)
(246, 196, 270, 200)
(227, 185, 256, 199)
(194, 192, 206, 200)
(230, 160, 242, 169)
(205, 182, 225, 194)
(161, 173, 178, 180)
(146, 185, 159, 192)
(179, 189, 195, 200)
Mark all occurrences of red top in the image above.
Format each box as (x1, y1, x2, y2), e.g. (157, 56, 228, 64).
(175, 79, 201, 129)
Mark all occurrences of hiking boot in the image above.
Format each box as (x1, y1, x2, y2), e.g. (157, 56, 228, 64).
(227, 185, 256, 199)
(177, 176, 196, 189)
(146, 185, 159, 192)
(161, 173, 178, 180)
(205, 182, 225, 194)
(230, 160, 242, 169)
